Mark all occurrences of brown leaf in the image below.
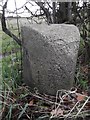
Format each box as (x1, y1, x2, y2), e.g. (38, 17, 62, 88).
(51, 108, 64, 117)
(76, 93, 86, 101)
(28, 99, 34, 106)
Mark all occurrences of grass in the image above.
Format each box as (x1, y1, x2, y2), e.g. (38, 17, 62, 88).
(2, 52, 22, 88)
(1, 25, 22, 91)
(2, 32, 20, 55)
(0, 28, 2, 110)
(1, 26, 23, 119)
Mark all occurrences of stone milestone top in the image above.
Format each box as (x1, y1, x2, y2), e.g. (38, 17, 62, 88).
(22, 24, 79, 42)
(22, 24, 80, 95)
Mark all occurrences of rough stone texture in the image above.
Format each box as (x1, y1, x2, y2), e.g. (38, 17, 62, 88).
(21, 24, 80, 95)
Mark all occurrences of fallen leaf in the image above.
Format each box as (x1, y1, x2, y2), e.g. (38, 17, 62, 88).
(76, 93, 86, 101)
(51, 108, 64, 117)
(28, 99, 34, 106)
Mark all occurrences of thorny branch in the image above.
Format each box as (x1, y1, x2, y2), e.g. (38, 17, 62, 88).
(1, 1, 22, 46)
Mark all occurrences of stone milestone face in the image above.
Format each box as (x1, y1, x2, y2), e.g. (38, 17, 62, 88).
(21, 24, 80, 95)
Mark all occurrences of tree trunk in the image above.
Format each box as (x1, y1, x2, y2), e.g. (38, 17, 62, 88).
(68, 2, 72, 22)
(52, 2, 56, 23)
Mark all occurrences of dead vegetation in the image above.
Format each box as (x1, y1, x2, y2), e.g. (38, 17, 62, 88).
(1, 84, 90, 120)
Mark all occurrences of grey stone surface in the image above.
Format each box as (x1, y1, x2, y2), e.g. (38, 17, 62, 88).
(21, 24, 80, 95)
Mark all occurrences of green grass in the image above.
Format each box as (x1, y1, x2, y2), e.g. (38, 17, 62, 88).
(2, 32, 20, 55)
(0, 30, 3, 54)
(2, 52, 22, 88)
(2, 27, 22, 92)
(1, 27, 23, 119)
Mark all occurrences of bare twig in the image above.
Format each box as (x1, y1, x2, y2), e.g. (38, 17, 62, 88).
(35, 2, 52, 24)
(46, 2, 52, 9)
(65, 101, 79, 119)
(1, 1, 22, 46)
(75, 97, 90, 117)
(30, 92, 58, 105)
(25, 6, 44, 17)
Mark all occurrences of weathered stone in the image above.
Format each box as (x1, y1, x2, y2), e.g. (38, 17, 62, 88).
(21, 24, 80, 95)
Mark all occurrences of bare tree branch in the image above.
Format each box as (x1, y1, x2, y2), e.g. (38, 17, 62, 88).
(35, 2, 52, 24)
(46, 2, 52, 9)
(1, 1, 22, 46)
(25, 6, 44, 17)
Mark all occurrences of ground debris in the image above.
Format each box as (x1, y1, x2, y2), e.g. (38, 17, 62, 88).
(1, 86, 90, 120)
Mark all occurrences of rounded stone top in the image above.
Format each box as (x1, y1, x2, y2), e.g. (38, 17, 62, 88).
(22, 24, 80, 43)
